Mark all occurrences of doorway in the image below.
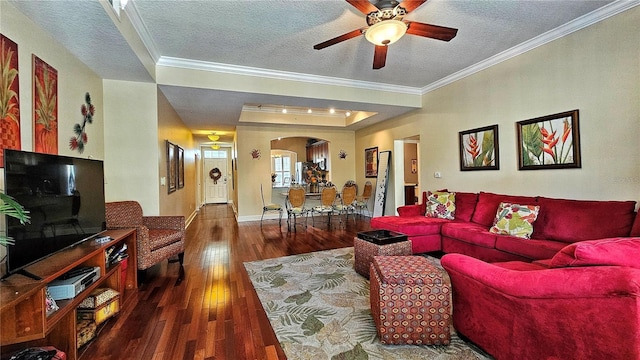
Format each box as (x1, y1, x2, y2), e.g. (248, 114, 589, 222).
(203, 148, 228, 204)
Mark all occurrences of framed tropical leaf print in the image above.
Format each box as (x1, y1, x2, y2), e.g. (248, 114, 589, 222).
(459, 125, 499, 171)
(517, 110, 581, 170)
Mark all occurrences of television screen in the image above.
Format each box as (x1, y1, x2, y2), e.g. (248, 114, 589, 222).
(3, 149, 106, 276)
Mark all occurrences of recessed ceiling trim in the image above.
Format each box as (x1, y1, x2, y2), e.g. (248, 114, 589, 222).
(157, 56, 422, 96)
(421, 0, 638, 94)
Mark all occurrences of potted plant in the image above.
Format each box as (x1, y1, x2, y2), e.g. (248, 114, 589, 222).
(0, 192, 30, 245)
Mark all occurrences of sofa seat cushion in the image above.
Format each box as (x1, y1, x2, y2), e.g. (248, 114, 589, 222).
(534, 197, 637, 242)
(471, 192, 538, 227)
(494, 236, 565, 260)
(149, 229, 183, 251)
(441, 222, 496, 249)
(371, 216, 448, 236)
(550, 237, 640, 269)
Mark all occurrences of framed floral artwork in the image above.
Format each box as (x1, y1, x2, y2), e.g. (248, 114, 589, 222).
(459, 125, 499, 171)
(365, 146, 378, 178)
(517, 110, 580, 170)
(167, 140, 177, 193)
(0, 34, 20, 168)
(33, 55, 58, 154)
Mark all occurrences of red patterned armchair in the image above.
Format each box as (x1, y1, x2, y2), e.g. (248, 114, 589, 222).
(105, 201, 185, 282)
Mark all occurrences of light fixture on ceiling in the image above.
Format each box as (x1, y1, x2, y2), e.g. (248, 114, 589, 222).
(211, 144, 220, 150)
(329, 108, 335, 114)
(282, 106, 287, 114)
(307, 109, 313, 114)
(345, 111, 351, 117)
(208, 133, 220, 141)
(364, 20, 407, 46)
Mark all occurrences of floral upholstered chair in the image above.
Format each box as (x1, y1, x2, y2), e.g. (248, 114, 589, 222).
(105, 201, 185, 284)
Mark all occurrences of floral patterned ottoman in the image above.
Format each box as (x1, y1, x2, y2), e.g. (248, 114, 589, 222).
(354, 236, 412, 279)
(370, 255, 452, 345)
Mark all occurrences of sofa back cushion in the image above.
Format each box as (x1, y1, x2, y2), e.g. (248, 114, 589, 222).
(550, 237, 640, 268)
(454, 192, 478, 222)
(534, 197, 637, 242)
(630, 211, 640, 237)
(471, 192, 538, 227)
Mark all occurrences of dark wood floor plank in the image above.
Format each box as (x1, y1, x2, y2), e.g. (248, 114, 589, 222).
(79, 204, 371, 359)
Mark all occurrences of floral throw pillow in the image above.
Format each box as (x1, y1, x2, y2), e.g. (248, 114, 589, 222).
(489, 202, 540, 239)
(425, 191, 456, 220)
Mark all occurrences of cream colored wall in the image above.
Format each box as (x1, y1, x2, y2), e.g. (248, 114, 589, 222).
(357, 7, 640, 214)
(1, 2, 105, 159)
(236, 125, 355, 221)
(157, 89, 197, 219)
(404, 143, 418, 184)
(103, 79, 160, 214)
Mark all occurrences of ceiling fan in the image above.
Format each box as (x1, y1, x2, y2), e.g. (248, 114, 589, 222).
(313, 0, 458, 69)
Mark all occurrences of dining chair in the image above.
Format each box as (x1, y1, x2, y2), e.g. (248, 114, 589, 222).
(355, 181, 373, 217)
(286, 185, 308, 231)
(312, 185, 337, 227)
(260, 184, 283, 227)
(334, 182, 357, 224)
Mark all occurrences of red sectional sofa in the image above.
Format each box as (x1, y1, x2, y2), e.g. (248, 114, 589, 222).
(371, 190, 640, 261)
(371, 191, 640, 359)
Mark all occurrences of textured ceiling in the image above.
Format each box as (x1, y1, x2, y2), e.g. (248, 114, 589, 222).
(11, 0, 630, 139)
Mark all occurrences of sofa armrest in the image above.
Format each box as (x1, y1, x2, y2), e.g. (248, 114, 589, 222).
(143, 216, 185, 231)
(441, 253, 640, 299)
(397, 204, 423, 217)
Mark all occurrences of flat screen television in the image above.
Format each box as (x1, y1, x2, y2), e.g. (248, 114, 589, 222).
(3, 149, 106, 279)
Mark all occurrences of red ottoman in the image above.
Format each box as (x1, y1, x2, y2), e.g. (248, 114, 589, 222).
(370, 255, 452, 345)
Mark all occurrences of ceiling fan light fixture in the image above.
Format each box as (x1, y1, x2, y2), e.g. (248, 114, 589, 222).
(365, 20, 407, 46)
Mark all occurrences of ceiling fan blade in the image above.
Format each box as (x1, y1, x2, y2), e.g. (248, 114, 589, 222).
(405, 21, 458, 41)
(398, 0, 427, 13)
(373, 45, 388, 69)
(313, 28, 365, 50)
(346, 0, 379, 15)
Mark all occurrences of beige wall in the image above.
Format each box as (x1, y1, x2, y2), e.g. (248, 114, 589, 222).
(357, 7, 640, 214)
(157, 90, 197, 220)
(404, 143, 418, 184)
(103, 79, 160, 213)
(236, 125, 356, 221)
(1, 2, 105, 159)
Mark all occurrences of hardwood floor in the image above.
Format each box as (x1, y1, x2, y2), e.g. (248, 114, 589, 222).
(82, 204, 372, 360)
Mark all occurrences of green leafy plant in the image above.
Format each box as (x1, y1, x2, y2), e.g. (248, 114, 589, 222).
(0, 192, 30, 246)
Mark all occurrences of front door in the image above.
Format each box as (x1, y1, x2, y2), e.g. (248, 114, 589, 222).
(204, 157, 227, 204)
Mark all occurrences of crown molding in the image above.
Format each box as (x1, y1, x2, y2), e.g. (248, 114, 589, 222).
(421, 0, 640, 94)
(125, 1, 160, 62)
(157, 56, 422, 96)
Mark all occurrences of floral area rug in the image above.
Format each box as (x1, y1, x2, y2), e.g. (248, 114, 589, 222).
(244, 247, 492, 360)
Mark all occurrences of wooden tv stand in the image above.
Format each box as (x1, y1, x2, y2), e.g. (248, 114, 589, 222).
(0, 229, 137, 360)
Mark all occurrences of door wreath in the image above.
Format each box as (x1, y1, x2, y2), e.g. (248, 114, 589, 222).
(209, 168, 222, 184)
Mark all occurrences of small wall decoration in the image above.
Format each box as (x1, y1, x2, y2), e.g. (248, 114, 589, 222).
(177, 145, 185, 189)
(0, 34, 20, 168)
(411, 159, 417, 174)
(372, 150, 391, 217)
(251, 148, 261, 159)
(338, 149, 347, 159)
(459, 124, 499, 171)
(33, 55, 58, 154)
(166, 140, 177, 193)
(209, 167, 222, 184)
(69, 92, 95, 153)
(365, 146, 378, 178)
(517, 110, 580, 170)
